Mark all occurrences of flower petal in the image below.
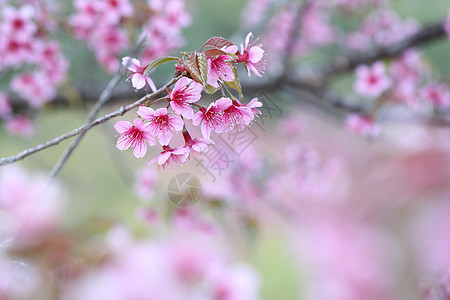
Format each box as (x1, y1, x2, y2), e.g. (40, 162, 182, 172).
(114, 121, 131, 134)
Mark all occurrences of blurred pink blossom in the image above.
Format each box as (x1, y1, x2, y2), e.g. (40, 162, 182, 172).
(420, 83, 450, 109)
(133, 167, 158, 200)
(5, 115, 35, 137)
(346, 114, 380, 137)
(0, 165, 65, 246)
(354, 61, 391, 98)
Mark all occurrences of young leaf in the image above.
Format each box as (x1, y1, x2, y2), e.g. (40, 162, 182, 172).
(185, 51, 208, 86)
(224, 67, 242, 100)
(204, 48, 232, 57)
(204, 37, 235, 50)
(204, 84, 220, 95)
(144, 56, 179, 75)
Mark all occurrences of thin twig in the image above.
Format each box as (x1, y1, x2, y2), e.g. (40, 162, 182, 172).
(48, 38, 148, 179)
(0, 77, 180, 167)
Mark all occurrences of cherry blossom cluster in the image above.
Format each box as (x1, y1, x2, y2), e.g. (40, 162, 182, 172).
(68, 228, 261, 300)
(139, 0, 191, 64)
(345, 8, 419, 51)
(261, 1, 419, 66)
(196, 111, 450, 300)
(0, 165, 65, 248)
(115, 33, 265, 170)
(0, 3, 68, 135)
(69, 0, 191, 73)
(70, 0, 133, 73)
(348, 50, 450, 137)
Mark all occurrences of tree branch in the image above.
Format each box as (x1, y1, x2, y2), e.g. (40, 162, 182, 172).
(317, 20, 446, 80)
(47, 38, 149, 179)
(0, 76, 180, 167)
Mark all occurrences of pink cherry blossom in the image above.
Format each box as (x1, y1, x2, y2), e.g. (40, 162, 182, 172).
(222, 97, 262, 131)
(346, 114, 380, 137)
(182, 130, 213, 159)
(206, 264, 261, 300)
(0, 165, 65, 246)
(137, 107, 184, 146)
(5, 116, 35, 137)
(390, 49, 428, 84)
(241, 0, 272, 28)
(301, 2, 336, 50)
(114, 118, 155, 158)
(237, 32, 265, 77)
(192, 98, 231, 139)
(101, 0, 134, 24)
(139, 0, 190, 63)
(10, 72, 56, 109)
(149, 0, 191, 33)
(133, 167, 158, 201)
(169, 77, 203, 119)
(0, 35, 35, 68)
(420, 83, 450, 109)
(0, 5, 36, 37)
(354, 61, 392, 99)
(149, 146, 189, 170)
(207, 55, 235, 88)
(122, 57, 157, 91)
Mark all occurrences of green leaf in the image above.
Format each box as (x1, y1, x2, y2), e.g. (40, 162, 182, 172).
(144, 56, 179, 75)
(185, 51, 208, 86)
(204, 37, 235, 50)
(224, 66, 242, 100)
(204, 84, 219, 94)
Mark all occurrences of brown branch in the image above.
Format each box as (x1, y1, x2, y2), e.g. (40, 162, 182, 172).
(0, 76, 180, 167)
(317, 20, 446, 80)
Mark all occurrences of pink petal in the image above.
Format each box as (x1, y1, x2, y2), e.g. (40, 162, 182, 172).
(201, 122, 211, 139)
(174, 77, 190, 92)
(157, 152, 172, 165)
(169, 115, 184, 131)
(158, 129, 172, 146)
(116, 136, 131, 151)
(248, 47, 264, 63)
(122, 56, 140, 72)
(146, 76, 157, 92)
(245, 32, 253, 49)
(192, 112, 203, 126)
(133, 142, 147, 158)
(114, 121, 131, 134)
(171, 101, 194, 119)
(137, 106, 155, 120)
(154, 107, 168, 117)
(215, 97, 233, 110)
(133, 118, 145, 129)
(132, 73, 146, 90)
